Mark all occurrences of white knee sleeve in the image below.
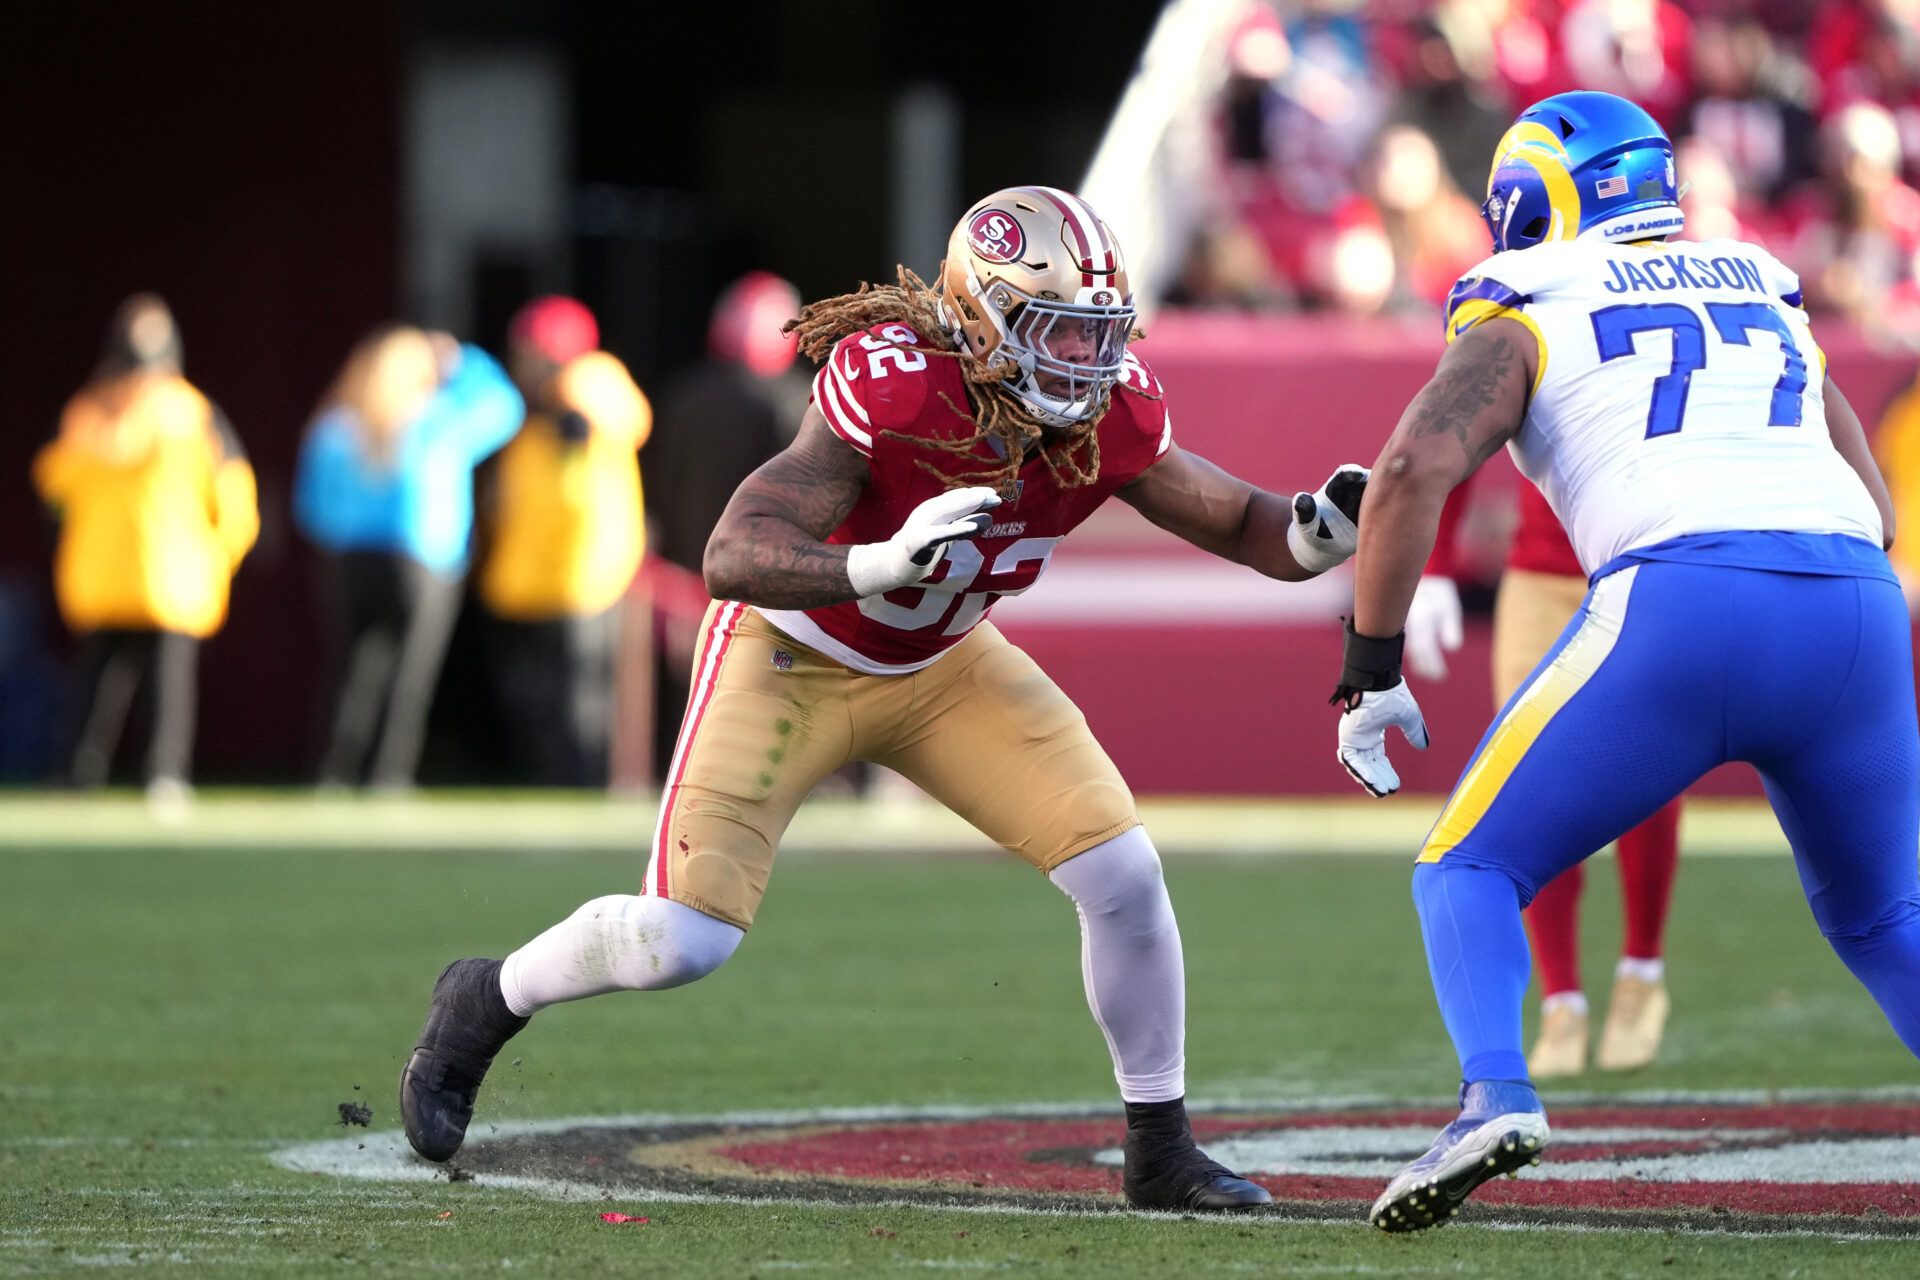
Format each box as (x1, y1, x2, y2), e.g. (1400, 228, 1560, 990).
(1049, 826, 1186, 1103)
(499, 894, 744, 1016)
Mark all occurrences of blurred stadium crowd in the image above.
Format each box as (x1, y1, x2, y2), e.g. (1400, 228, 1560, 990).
(24, 0, 1920, 803)
(1183, 0, 1920, 342)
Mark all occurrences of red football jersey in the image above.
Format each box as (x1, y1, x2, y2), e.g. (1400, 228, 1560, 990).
(758, 321, 1172, 673)
(1507, 483, 1584, 577)
(1426, 470, 1584, 581)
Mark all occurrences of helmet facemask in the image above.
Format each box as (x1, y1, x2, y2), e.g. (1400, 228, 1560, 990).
(982, 285, 1134, 427)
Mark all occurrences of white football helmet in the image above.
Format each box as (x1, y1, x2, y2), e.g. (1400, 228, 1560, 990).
(936, 186, 1136, 427)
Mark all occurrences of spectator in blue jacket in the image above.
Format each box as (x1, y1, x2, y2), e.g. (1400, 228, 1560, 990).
(294, 325, 522, 789)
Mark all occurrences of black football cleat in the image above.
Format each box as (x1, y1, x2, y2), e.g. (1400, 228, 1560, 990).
(1122, 1097, 1273, 1212)
(398, 958, 528, 1163)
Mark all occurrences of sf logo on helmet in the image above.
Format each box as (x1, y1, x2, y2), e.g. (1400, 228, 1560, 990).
(967, 210, 1025, 264)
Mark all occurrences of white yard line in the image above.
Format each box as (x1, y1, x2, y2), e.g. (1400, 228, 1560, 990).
(0, 794, 1792, 858)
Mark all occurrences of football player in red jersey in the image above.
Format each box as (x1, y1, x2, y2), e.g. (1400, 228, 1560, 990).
(400, 186, 1366, 1211)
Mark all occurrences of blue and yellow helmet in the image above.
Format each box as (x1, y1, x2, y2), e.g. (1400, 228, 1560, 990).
(1481, 91, 1683, 253)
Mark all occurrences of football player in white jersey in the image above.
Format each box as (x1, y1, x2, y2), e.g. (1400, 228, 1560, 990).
(1329, 91, 1920, 1231)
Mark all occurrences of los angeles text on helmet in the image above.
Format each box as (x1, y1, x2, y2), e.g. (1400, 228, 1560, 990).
(1601, 253, 1769, 296)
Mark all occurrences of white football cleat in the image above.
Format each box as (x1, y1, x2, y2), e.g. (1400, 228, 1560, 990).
(1369, 1081, 1550, 1233)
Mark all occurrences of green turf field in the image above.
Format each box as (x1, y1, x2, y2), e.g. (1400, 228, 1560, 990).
(2, 794, 1916, 1277)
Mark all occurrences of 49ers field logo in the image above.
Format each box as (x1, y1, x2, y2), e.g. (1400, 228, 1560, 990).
(274, 1096, 1920, 1236)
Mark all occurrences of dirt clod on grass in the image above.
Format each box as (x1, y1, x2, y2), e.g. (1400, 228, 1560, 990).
(336, 1102, 372, 1127)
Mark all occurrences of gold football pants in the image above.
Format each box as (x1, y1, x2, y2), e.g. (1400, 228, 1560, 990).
(1491, 568, 1592, 706)
(643, 601, 1140, 928)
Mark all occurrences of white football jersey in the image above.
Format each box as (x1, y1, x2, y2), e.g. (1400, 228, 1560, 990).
(1445, 237, 1883, 575)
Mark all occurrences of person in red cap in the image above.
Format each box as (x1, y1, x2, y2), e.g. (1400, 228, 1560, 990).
(508, 296, 600, 371)
(642, 272, 812, 772)
(480, 296, 651, 786)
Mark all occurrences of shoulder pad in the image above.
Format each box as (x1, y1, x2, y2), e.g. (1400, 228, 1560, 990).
(1112, 351, 1173, 460)
(1444, 244, 1588, 343)
(1744, 243, 1806, 308)
(812, 322, 944, 456)
(1445, 270, 1531, 345)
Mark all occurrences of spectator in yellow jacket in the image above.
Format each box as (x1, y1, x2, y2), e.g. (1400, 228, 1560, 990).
(33, 294, 258, 804)
(481, 296, 650, 786)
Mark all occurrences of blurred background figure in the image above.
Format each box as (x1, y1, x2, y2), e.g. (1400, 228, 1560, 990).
(32, 294, 258, 810)
(1162, 219, 1291, 310)
(1672, 136, 1765, 243)
(1556, 0, 1695, 130)
(1426, 0, 1557, 114)
(1226, 0, 1398, 314)
(479, 297, 649, 788)
(1684, 11, 1818, 207)
(1383, 16, 1513, 199)
(1270, 0, 1388, 215)
(642, 272, 803, 772)
(1873, 360, 1920, 608)
(1774, 101, 1920, 328)
(1356, 123, 1489, 312)
(1811, 0, 1920, 188)
(646, 273, 803, 575)
(294, 325, 521, 791)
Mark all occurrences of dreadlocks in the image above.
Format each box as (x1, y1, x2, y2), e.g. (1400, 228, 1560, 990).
(783, 267, 1148, 498)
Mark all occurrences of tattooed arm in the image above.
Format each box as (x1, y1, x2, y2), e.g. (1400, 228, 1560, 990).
(1352, 319, 1536, 638)
(703, 407, 869, 608)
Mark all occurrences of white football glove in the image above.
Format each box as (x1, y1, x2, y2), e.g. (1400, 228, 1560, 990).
(1404, 576, 1465, 681)
(845, 486, 1000, 597)
(1287, 463, 1369, 574)
(1337, 683, 1430, 798)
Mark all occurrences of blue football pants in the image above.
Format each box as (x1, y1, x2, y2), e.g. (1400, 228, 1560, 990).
(1411, 560, 1920, 1085)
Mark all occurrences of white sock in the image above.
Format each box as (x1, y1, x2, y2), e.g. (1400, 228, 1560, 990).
(1616, 956, 1665, 985)
(1048, 826, 1186, 1104)
(498, 895, 744, 1016)
(1541, 991, 1589, 1016)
